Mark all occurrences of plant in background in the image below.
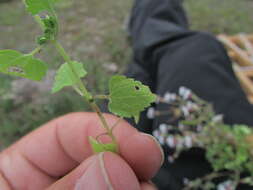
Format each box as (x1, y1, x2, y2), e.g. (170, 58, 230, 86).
(149, 87, 253, 189)
(0, 0, 156, 153)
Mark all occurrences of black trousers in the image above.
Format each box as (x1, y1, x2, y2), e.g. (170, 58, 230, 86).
(125, 0, 253, 189)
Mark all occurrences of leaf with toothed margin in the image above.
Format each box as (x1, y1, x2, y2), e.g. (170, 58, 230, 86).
(108, 75, 156, 124)
(52, 61, 87, 93)
(0, 49, 47, 81)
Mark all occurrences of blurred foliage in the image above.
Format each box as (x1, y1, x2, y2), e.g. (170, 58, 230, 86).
(0, 0, 252, 149)
(185, 0, 253, 34)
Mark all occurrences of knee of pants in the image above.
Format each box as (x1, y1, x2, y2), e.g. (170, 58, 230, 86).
(163, 31, 230, 70)
(157, 32, 232, 89)
(189, 32, 227, 56)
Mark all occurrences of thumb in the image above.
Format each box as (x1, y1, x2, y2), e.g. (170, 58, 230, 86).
(47, 152, 141, 190)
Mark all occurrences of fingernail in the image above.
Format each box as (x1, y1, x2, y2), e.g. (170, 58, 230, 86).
(74, 153, 114, 190)
(141, 133, 164, 166)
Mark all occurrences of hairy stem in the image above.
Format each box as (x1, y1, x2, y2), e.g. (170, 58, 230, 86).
(94, 95, 109, 100)
(53, 40, 92, 100)
(28, 46, 42, 56)
(53, 41, 117, 147)
(32, 12, 118, 152)
(34, 15, 45, 29)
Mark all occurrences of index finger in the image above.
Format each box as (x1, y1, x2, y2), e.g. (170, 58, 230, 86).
(0, 112, 164, 189)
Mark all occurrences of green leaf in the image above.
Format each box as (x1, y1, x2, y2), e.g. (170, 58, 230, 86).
(25, 0, 58, 15)
(0, 50, 22, 71)
(24, 58, 47, 81)
(0, 50, 47, 81)
(52, 61, 87, 93)
(108, 75, 156, 122)
(89, 137, 118, 153)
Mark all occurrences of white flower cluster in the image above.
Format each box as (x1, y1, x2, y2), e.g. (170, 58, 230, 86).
(147, 87, 197, 119)
(149, 87, 208, 164)
(163, 87, 198, 118)
(162, 87, 191, 104)
(180, 101, 199, 117)
(179, 86, 192, 100)
(217, 180, 235, 190)
(153, 123, 194, 149)
(163, 92, 177, 103)
(147, 107, 155, 119)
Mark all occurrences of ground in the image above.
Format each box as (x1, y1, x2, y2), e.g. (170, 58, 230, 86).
(0, 0, 252, 149)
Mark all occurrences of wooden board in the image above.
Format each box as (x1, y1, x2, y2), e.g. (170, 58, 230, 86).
(218, 34, 253, 104)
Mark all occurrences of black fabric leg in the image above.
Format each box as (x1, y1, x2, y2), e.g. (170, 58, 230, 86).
(154, 32, 253, 126)
(125, 0, 253, 189)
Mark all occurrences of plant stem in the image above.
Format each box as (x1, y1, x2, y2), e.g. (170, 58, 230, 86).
(94, 95, 109, 100)
(53, 40, 117, 147)
(53, 40, 92, 100)
(34, 15, 45, 29)
(28, 46, 42, 56)
(89, 102, 117, 143)
(32, 12, 118, 152)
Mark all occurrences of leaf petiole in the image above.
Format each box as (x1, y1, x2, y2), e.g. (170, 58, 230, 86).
(34, 15, 45, 30)
(28, 46, 43, 56)
(94, 95, 110, 100)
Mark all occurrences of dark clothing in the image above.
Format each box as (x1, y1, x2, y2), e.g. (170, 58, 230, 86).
(125, 0, 253, 189)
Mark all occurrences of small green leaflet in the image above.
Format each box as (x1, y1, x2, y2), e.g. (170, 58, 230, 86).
(25, 0, 59, 15)
(108, 75, 156, 123)
(52, 61, 87, 93)
(89, 137, 118, 153)
(0, 49, 47, 81)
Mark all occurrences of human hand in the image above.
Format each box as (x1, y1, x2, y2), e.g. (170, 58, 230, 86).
(0, 112, 164, 190)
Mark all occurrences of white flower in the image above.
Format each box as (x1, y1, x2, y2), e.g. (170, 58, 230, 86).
(217, 180, 235, 190)
(158, 136, 165, 145)
(166, 136, 176, 148)
(179, 86, 188, 96)
(181, 106, 189, 117)
(184, 136, 193, 148)
(147, 107, 155, 119)
(168, 156, 174, 163)
(152, 130, 160, 139)
(159, 124, 168, 134)
(164, 92, 177, 103)
(179, 87, 192, 100)
(186, 101, 198, 111)
(182, 90, 191, 100)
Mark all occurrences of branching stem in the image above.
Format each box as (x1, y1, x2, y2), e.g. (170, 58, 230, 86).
(53, 41, 118, 150)
(32, 9, 118, 152)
